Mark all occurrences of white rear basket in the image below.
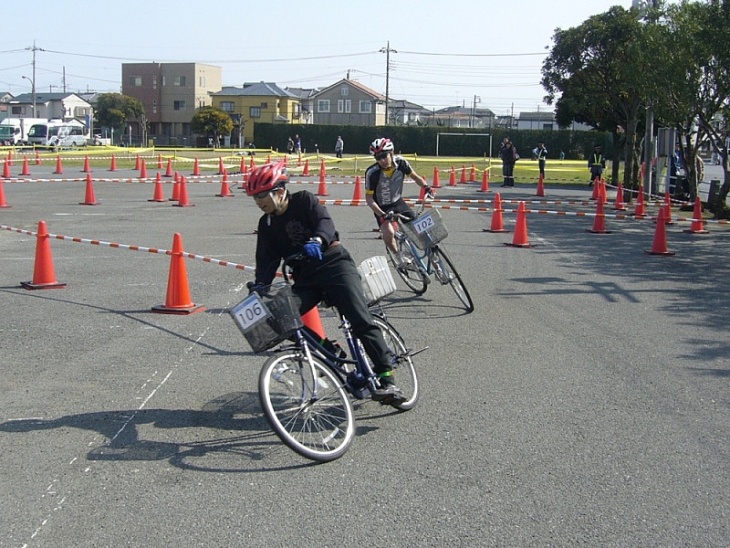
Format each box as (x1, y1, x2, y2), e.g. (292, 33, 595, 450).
(358, 256, 396, 306)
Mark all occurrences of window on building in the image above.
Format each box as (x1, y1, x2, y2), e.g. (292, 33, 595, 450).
(338, 100, 344, 113)
(345, 100, 351, 113)
(152, 75, 157, 88)
(199, 76, 205, 87)
(250, 106, 261, 118)
(318, 99, 330, 113)
(260, 102, 268, 109)
(129, 76, 142, 86)
(174, 100, 187, 111)
(153, 99, 157, 115)
(11, 106, 26, 115)
(341, 86, 349, 96)
(359, 101, 372, 114)
(174, 76, 186, 86)
(221, 101, 234, 112)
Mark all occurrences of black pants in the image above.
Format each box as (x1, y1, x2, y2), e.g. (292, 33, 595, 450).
(293, 245, 393, 375)
(502, 162, 515, 186)
(538, 160, 546, 177)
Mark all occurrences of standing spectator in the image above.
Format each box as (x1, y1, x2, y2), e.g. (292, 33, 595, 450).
(294, 134, 302, 155)
(559, 150, 565, 161)
(534, 142, 548, 178)
(588, 144, 606, 187)
(287, 136, 294, 154)
(670, 143, 684, 195)
(499, 137, 518, 187)
(335, 136, 344, 158)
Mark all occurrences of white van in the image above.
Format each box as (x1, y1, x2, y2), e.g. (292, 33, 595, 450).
(0, 117, 48, 145)
(27, 119, 65, 146)
(51, 123, 89, 147)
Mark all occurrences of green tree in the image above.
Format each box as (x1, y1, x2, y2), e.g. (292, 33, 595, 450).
(190, 106, 233, 148)
(541, 6, 658, 191)
(95, 93, 144, 144)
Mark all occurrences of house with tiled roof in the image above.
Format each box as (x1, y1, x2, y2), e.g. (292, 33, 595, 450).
(284, 87, 319, 124)
(311, 79, 386, 126)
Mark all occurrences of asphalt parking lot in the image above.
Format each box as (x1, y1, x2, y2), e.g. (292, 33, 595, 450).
(1, 159, 729, 546)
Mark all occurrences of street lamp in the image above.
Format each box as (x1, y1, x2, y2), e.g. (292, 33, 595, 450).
(21, 75, 36, 116)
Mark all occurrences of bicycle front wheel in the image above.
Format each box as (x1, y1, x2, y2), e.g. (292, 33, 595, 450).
(386, 237, 429, 295)
(373, 316, 419, 410)
(259, 352, 355, 462)
(431, 245, 475, 313)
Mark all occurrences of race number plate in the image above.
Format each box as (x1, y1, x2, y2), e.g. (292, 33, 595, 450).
(231, 294, 271, 332)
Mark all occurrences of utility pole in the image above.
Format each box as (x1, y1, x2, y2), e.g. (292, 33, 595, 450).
(380, 42, 397, 125)
(24, 41, 41, 116)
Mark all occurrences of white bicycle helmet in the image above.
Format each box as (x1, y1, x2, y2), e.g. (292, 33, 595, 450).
(369, 138, 394, 156)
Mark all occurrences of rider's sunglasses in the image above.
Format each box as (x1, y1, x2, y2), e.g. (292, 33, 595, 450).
(375, 151, 390, 161)
(253, 191, 272, 200)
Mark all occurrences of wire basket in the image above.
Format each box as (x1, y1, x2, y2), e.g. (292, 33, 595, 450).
(358, 256, 397, 306)
(229, 282, 303, 352)
(401, 208, 449, 250)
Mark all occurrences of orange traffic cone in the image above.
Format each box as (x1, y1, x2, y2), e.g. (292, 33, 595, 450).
(170, 178, 180, 201)
(297, 152, 302, 167)
(301, 306, 326, 340)
(218, 156, 225, 175)
(352, 175, 363, 202)
(134, 154, 141, 170)
(478, 169, 490, 193)
(459, 165, 467, 184)
(663, 192, 674, 225)
(151, 233, 205, 315)
(587, 198, 612, 234)
(2, 159, 10, 178)
(302, 159, 310, 176)
(646, 206, 675, 256)
(34, 151, 41, 165)
(484, 193, 508, 233)
(0, 177, 11, 208)
(239, 156, 246, 174)
(20, 156, 31, 176)
(21, 221, 66, 290)
(80, 173, 99, 205)
(590, 176, 600, 200)
(613, 182, 627, 211)
(684, 196, 709, 234)
(192, 157, 201, 176)
(109, 154, 117, 172)
(249, 156, 256, 170)
(504, 201, 531, 247)
(599, 179, 607, 204)
(149, 173, 166, 202)
(82, 155, 91, 173)
(157, 154, 163, 169)
(6, 150, 13, 167)
(320, 159, 326, 178)
(634, 187, 646, 218)
(317, 171, 328, 196)
(216, 171, 234, 197)
(536, 173, 545, 197)
(469, 164, 476, 182)
(432, 166, 441, 188)
(419, 179, 432, 200)
(174, 176, 193, 207)
(449, 166, 457, 186)
(164, 158, 173, 177)
(139, 160, 148, 180)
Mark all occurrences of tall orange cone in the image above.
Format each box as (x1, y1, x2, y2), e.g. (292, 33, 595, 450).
(149, 173, 166, 202)
(164, 158, 173, 177)
(320, 159, 326, 178)
(192, 157, 201, 176)
(449, 166, 456, 186)
(684, 196, 709, 234)
(612, 182, 627, 211)
(432, 166, 441, 188)
(587, 198, 612, 234)
(170, 177, 181, 201)
(34, 151, 41, 165)
(352, 175, 363, 202)
(0, 177, 11, 208)
(174, 176, 194, 207)
(483, 192, 508, 233)
(297, 152, 302, 167)
(459, 165, 467, 183)
(301, 306, 326, 340)
(21, 221, 66, 290)
(302, 159, 310, 176)
(634, 187, 646, 218)
(218, 156, 225, 175)
(6, 150, 13, 167)
(469, 164, 476, 182)
(20, 156, 31, 176)
(646, 206, 675, 256)
(590, 176, 599, 200)
(536, 173, 545, 197)
(139, 160, 148, 180)
(109, 154, 117, 172)
(2, 159, 10, 178)
(157, 154, 163, 169)
(663, 192, 674, 225)
(504, 201, 531, 247)
(478, 169, 490, 193)
(216, 171, 234, 197)
(79, 173, 99, 205)
(134, 154, 141, 170)
(82, 155, 91, 173)
(317, 170, 328, 196)
(152, 233, 205, 315)
(239, 156, 246, 174)
(249, 156, 256, 170)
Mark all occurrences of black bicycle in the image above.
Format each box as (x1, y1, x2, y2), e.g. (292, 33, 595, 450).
(230, 256, 424, 462)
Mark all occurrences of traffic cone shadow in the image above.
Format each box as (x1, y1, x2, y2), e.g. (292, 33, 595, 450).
(646, 206, 675, 256)
(683, 196, 709, 234)
(151, 233, 205, 315)
(21, 221, 66, 290)
(504, 201, 531, 247)
(483, 192, 508, 233)
(80, 173, 99, 205)
(587, 199, 612, 234)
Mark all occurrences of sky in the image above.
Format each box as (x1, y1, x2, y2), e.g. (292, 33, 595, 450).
(0, 0, 636, 116)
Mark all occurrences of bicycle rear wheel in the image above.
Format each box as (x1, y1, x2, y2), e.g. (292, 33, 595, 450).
(431, 245, 475, 313)
(373, 316, 419, 410)
(386, 236, 429, 295)
(259, 352, 355, 462)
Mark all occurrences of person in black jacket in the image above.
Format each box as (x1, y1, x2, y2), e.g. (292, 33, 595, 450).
(499, 137, 517, 187)
(588, 144, 606, 187)
(247, 160, 406, 406)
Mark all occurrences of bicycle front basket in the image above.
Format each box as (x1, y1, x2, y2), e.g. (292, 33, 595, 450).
(401, 208, 449, 250)
(229, 282, 303, 352)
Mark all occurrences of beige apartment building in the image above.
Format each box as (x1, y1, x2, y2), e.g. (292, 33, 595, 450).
(122, 62, 222, 146)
